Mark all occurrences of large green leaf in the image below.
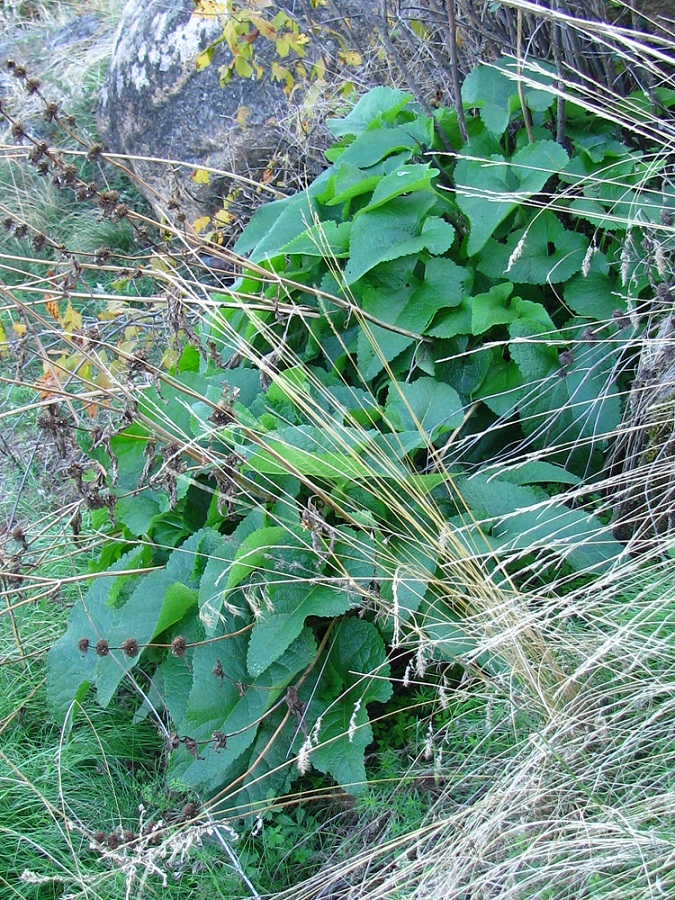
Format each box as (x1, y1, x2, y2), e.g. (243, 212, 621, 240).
(478, 212, 588, 284)
(311, 618, 392, 792)
(168, 627, 316, 795)
(358, 163, 438, 214)
(47, 532, 209, 717)
(345, 194, 452, 284)
(455, 141, 569, 255)
(327, 87, 412, 137)
(470, 282, 516, 335)
(247, 583, 352, 677)
(461, 64, 519, 135)
(222, 526, 286, 594)
(385, 377, 464, 435)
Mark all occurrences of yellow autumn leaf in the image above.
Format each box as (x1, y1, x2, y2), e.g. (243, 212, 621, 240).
(192, 168, 211, 185)
(0, 319, 8, 357)
(215, 209, 235, 225)
(219, 63, 235, 87)
(338, 49, 362, 67)
(275, 34, 290, 58)
(195, 46, 215, 71)
(234, 55, 254, 78)
(62, 301, 82, 332)
(160, 347, 179, 370)
(193, 216, 212, 234)
(12, 322, 27, 337)
(151, 255, 175, 272)
(236, 105, 251, 127)
(286, 31, 309, 57)
(271, 60, 294, 90)
(45, 298, 61, 323)
(311, 57, 326, 82)
(409, 19, 430, 40)
(192, 0, 228, 18)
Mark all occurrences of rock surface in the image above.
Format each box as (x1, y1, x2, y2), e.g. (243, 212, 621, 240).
(96, 0, 387, 227)
(95, 0, 464, 230)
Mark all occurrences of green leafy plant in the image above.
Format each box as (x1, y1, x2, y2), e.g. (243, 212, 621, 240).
(46, 58, 673, 816)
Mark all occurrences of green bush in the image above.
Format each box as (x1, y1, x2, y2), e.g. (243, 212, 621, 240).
(47, 58, 673, 815)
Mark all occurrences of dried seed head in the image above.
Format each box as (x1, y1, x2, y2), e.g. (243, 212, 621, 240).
(43, 101, 59, 122)
(166, 732, 181, 753)
(122, 830, 135, 845)
(98, 190, 120, 217)
(13, 223, 28, 239)
(95, 638, 109, 657)
(212, 730, 227, 751)
(107, 832, 120, 850)
(92, 830, 106, 845)
(62, 164, 77, 185)
(25, 77, 41, 94)
(662, 208, 673, 228)
(121, 637, 139, 658)
(612, 310, 630, 330)
(212, 659, 224, 678)
(11, 121, 25, 139)
(558, 349, 574, 368)
(35, 159, 49, 176)
(113, 203, 129, 220)
(2, 216, 14, 232)
(171, 635, 187, 657)
(87, 143, 103, 162)
(182, 802, 200, 821)
(10, 62, 27, 79)
(182, 737, 203, 759)
(94, 247, 112, 266)
(32, 233, 46, 252)
(77, 637, 90, 655)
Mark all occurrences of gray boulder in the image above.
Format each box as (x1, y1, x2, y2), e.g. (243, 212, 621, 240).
(96, 0, 453, 228)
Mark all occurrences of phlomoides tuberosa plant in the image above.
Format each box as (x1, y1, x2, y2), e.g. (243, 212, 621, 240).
(3, 3, 675, 898)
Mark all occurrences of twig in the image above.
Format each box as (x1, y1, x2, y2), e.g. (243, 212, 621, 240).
(516, 8, 534, 143)
(445, 0, 468, 143)
(552, 0, 567, 144)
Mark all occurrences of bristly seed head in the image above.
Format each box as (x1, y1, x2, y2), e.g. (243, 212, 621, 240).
(212, 730, 227, 751)
(171, 635, 187, 657)
(107, 832, 120, 850)
(183, 737, 202, 759)
(121, 637, 139, 658)
(92, 830, 106, 845)
(8, 61, 27, 79)
(25, 77, 41, 94)
(122, 830, 135, 845)
(182, 802, 200, 821)
(87, 143, 103, 162)
(43, 101, 59, 122)
(95, 638, 109, 657)
(13, 224, 28, 239)
(94, 246, 112, 266)
(77, 637, 90, 655)
(11, 121, 25, 139)
(2, 216, 14, 232)
(62, 164, 77, 185)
